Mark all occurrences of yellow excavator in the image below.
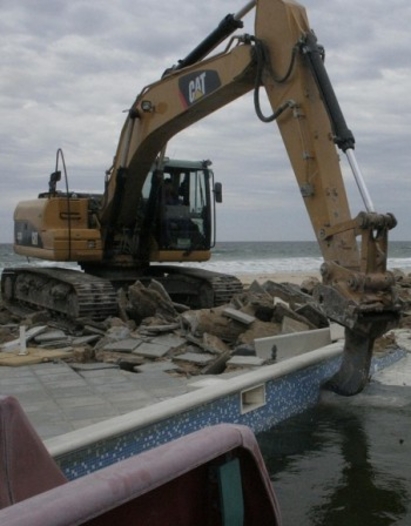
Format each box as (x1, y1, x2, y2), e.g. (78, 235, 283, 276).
(2, 0, 401, 395)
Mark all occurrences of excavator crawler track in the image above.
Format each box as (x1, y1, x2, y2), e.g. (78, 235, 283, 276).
(205, 273, 244, 305)
(1, 267, 118, 321)
(149, 266, 244, 308)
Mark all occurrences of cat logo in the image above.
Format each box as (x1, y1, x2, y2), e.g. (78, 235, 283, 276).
(189, 72, 207, 103)
(179, 70, 221, 108)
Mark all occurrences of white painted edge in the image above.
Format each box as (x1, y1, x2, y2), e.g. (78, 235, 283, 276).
(45, 342, 343, 458)
(254, 327, 331, 355)
(0, 325, 47, 353)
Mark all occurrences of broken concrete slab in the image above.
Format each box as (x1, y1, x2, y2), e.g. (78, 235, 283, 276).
(83, 325, 107, 336)
(254, 327, 332, 361)
(185, 333, 204, 347)
(133, 362, 180, 373)
(295, 303, 329, 328)
(105, 326, 131, 341)
(272, 303, 315, 328)
(236, 320, 280, 346)
(130, 332, 185, 360)
(263, 281, 314, 306)
(71, 335, 101, 346)
(182, 308, 245, 343)
(103, 338, 142, 353)
(0, 325, 48, 352)
(147, 333, 186, 348)
(281, 316, 309, 334)
(226, 356, 265, 368)
(138, 323, 180, 335)
(202, 333, 230, 354)
(185, 332, 229, 355)
(69, 363, 120, 372)
(127, 280, 178, 323)
(201, 351, 231, 375)
(248, 279, 272, 296)
(173, 352, 215, 365)
(222, 307, 255, 326)
(300, 276, 321, 294)
(94, 349, 145, 367)
(132, 341, 171, 359)
(34, 330, 68, 343)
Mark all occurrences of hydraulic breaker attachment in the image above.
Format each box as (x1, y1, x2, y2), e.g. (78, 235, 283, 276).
(323, 318, 399, 396)
(314, 212, 401, 395)
(316, 274, 400, 395)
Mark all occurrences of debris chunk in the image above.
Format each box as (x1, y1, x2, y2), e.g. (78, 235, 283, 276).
(222, 307, 255, 326)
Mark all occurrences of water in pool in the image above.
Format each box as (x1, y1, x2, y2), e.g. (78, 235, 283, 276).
(257, 382, 411, 525)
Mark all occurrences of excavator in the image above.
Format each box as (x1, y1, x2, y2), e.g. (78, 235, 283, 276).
(1, 0, 401, 395)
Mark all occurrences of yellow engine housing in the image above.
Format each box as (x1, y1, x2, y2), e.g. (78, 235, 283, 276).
(13, 197, 103, 262)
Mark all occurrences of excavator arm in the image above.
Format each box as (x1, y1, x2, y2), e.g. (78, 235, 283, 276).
(254, 0, 400, 394)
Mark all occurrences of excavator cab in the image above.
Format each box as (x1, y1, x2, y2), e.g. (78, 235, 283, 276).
(144, 159, 219, 262)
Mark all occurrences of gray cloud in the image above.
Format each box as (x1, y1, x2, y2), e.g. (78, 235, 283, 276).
(0, 0, 410, 244)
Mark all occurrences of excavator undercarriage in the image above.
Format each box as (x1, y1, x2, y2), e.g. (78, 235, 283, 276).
(1, 265, 243, 321)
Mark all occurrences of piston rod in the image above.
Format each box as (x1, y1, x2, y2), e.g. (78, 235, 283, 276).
(234, 0, 256, 20)
(345, 148, 375, 213)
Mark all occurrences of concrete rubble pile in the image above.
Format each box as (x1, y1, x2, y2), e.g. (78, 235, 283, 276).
(0, 272, 409, 374)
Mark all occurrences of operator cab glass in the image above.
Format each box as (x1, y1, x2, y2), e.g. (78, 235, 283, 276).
(142, 160, 216, 252)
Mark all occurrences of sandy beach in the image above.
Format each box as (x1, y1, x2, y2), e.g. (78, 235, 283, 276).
(237, 267, 410, 287)
(237, 271, 321, 287)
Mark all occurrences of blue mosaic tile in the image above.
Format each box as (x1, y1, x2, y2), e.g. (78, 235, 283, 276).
(56, 350, 403, 481)
(370, 347, 406, 374)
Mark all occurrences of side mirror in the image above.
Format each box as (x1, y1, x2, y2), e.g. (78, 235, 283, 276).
(214, 182, 223, 203)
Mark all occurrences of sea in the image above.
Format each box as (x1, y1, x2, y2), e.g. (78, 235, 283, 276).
(3, 240, 411, 276)
(1, 240, 411, 523)
(207, 240, 411, 276)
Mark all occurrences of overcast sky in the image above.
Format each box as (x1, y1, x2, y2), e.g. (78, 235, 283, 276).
(1, 0, 410, 243)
